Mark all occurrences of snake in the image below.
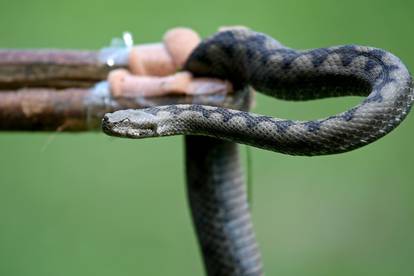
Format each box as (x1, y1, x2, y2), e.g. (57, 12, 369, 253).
(101, 29, 413, 275)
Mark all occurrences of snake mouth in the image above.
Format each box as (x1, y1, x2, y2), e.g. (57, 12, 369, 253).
(102, 110, 158, 138)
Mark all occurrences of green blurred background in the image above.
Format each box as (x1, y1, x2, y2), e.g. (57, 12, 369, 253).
(0, 0, 413, 275)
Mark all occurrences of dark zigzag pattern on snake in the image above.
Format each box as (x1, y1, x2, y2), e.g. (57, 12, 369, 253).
(143, 104, 355, 133)
(187, 31, 400, 98)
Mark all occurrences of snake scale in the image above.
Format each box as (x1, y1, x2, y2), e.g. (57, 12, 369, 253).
(102, 29, 413, 275)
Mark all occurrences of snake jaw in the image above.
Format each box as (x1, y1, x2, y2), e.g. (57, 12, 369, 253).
(102, 110, 159, 138)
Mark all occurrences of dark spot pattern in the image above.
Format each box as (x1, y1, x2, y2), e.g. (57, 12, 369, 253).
(341, 107, 358, 121)
(308, 48, 331, 67)
(364, 59, 377, 72)
(303, 120, 323, 132)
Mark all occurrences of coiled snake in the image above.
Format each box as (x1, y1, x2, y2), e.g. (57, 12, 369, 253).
(102, 29, 413, 275)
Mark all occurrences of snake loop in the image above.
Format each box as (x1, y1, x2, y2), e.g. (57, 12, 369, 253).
(103, 29, 413, 156)
(102, 29, 413, 275)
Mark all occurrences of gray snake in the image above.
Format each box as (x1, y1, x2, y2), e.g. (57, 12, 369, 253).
(102, 29, 413, 275)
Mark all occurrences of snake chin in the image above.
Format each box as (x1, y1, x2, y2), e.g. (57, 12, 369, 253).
(102, 110, 158, 138)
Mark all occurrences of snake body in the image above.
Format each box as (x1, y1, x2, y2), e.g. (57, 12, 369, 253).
(102, 29, 413, 275)
(185, 135, 262, 275)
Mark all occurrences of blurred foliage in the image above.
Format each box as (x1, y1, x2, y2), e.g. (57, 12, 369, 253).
(0, 0, 413, 275)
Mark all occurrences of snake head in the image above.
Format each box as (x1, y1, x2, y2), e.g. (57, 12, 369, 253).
(102, 109, 160, 138)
